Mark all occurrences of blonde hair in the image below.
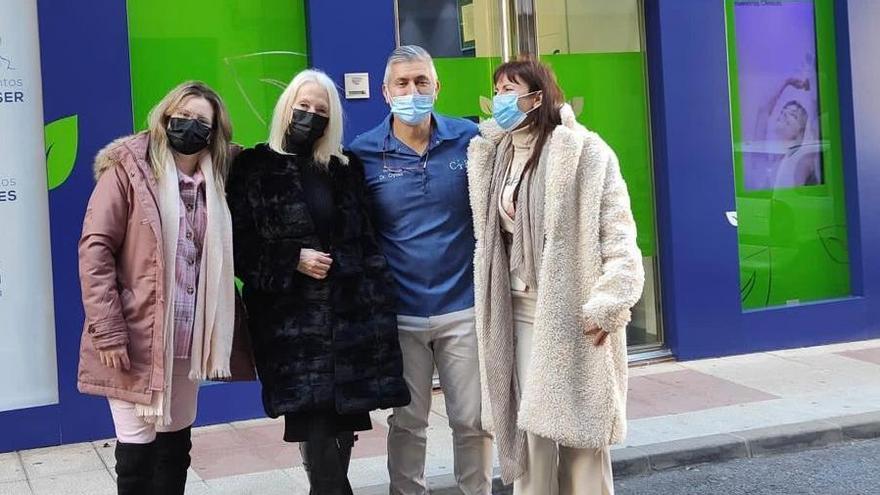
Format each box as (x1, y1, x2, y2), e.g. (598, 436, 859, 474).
(146, 81, 233, 187)
(268, 69, 348, 166)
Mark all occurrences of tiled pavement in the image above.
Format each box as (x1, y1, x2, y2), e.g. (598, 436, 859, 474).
(1, 339, 879, 494)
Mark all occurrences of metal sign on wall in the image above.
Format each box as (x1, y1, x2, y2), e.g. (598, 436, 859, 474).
(0, 0, 59, 413)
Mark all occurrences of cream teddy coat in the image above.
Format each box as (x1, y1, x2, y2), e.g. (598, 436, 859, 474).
(467, 104, 645, 451)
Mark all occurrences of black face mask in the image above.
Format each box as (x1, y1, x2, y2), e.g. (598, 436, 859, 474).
(284, 109, 329, 153)
(166, 117, 212, 155)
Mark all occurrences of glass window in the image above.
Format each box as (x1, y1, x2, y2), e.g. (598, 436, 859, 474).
(536, 0, 662, 349)
(726, 0, 851, 310)
(396, 0, 664, 351)
(396, 0, 503, 121)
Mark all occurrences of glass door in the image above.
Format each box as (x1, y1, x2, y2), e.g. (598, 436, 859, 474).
(395, 0, 664, 355)
(532, 0, 663, 352)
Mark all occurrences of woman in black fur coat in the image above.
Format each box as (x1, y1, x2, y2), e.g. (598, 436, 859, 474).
(227, 69, 410, 494)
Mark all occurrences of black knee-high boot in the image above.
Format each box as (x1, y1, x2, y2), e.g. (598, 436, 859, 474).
(115, 441, 156, 495)
(152, 426, 192, 495)
(337, 432, 355, 475)
(299, 431, 356, 495)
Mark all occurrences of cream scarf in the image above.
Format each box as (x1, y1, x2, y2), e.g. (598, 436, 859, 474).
(136, 153, 236, 425)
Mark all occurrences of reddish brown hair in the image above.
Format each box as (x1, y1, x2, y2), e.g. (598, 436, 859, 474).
(493, 57, 564, 187)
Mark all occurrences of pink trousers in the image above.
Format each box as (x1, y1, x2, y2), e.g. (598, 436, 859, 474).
(108, 359, 200, 444)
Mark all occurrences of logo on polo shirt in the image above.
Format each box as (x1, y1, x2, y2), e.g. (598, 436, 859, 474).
(448, 158, 467, 171)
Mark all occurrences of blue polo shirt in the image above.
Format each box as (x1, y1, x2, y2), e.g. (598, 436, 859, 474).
(349, 113, 478, 318)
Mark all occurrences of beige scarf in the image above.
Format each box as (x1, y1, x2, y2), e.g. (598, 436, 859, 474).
(506, 133, 547, 292)
(480, 133, 548, 483)
(136, 153, 235, 425)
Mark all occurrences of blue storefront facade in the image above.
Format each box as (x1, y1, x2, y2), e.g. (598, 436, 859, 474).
(0, 0, 877, 452)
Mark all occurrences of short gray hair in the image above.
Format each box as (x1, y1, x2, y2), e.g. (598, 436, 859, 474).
(383, 45, 438, 85)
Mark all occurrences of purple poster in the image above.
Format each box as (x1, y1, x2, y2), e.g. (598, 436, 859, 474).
(733, 0, 824, 191)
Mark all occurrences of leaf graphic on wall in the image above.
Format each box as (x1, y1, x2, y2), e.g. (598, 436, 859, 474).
(569, 97, 585, 118)
(478, 96, 494, 117)
(44, 115, 79, 190)
(740, 246, 771, 308)
(817, 225, 849, 264)
(224, 51, 308, 126)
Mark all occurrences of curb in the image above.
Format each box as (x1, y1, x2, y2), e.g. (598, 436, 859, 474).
(358, 411, 880, 494)
(612, 411, 880, 479)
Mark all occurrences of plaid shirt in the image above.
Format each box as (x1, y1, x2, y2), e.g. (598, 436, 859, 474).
(173, 169, 207, 358)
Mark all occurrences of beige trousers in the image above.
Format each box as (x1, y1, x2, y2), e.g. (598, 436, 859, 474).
(512, 291, 615, 495)
(388, 307, 494, 495)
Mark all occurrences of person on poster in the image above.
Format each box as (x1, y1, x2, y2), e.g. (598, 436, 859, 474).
(746, 56, 823, 190)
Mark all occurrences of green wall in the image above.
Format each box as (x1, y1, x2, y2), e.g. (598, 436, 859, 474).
(126, 0, 309, 147)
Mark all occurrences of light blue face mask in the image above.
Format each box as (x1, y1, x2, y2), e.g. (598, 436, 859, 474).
(390, 92, 435, 126)
(492, 91, 540, 130)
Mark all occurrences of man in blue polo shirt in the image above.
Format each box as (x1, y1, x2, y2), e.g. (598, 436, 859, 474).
(349, 45, 492, 495)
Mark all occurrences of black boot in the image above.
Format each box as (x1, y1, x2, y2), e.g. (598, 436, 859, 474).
(152, 426, 192, 495)
(299, 432, 355, 495)
(115, 441, 156, 495)
(336, 432, 355, 475)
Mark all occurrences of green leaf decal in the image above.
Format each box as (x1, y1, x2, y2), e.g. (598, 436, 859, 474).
(45, 115, 79, 190)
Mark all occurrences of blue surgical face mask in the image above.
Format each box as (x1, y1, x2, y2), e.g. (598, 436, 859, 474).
(492, 91, 540, 130)
(390, 92, 435, 126)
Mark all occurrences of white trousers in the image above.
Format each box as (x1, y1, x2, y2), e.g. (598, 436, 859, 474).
(388, 307, 494, 495)
(512, 291, 615, 495)
(108, 359, 200, 444)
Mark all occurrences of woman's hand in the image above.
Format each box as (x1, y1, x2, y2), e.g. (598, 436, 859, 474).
(584, 322, 609, 346)
(99, 346, 130, 370)
(297, 249, 333, 280)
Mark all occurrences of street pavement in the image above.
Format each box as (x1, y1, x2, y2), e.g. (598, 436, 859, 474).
(1, 338, 878, 494)
(615, 437, 880, 495)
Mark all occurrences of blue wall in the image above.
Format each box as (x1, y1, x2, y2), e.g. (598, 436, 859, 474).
(307, 0, 397, 142)
(841, 0, 880, 305)
(310, 0, 880, 360)
(646, 0, 880, 359)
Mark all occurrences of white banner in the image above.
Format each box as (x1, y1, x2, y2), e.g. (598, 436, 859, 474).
(0, 0, 59, 412)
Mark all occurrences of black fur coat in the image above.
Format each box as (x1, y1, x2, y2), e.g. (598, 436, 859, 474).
(227, 144, 410, 418)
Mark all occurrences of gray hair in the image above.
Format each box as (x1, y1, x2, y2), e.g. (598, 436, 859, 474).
(383, 45, 438, 85)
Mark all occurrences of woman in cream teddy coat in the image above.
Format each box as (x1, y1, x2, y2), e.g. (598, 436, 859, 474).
(467, 59, 644, 494)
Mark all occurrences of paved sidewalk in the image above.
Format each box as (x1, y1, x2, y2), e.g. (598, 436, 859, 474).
(1, 339, 879, 494)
